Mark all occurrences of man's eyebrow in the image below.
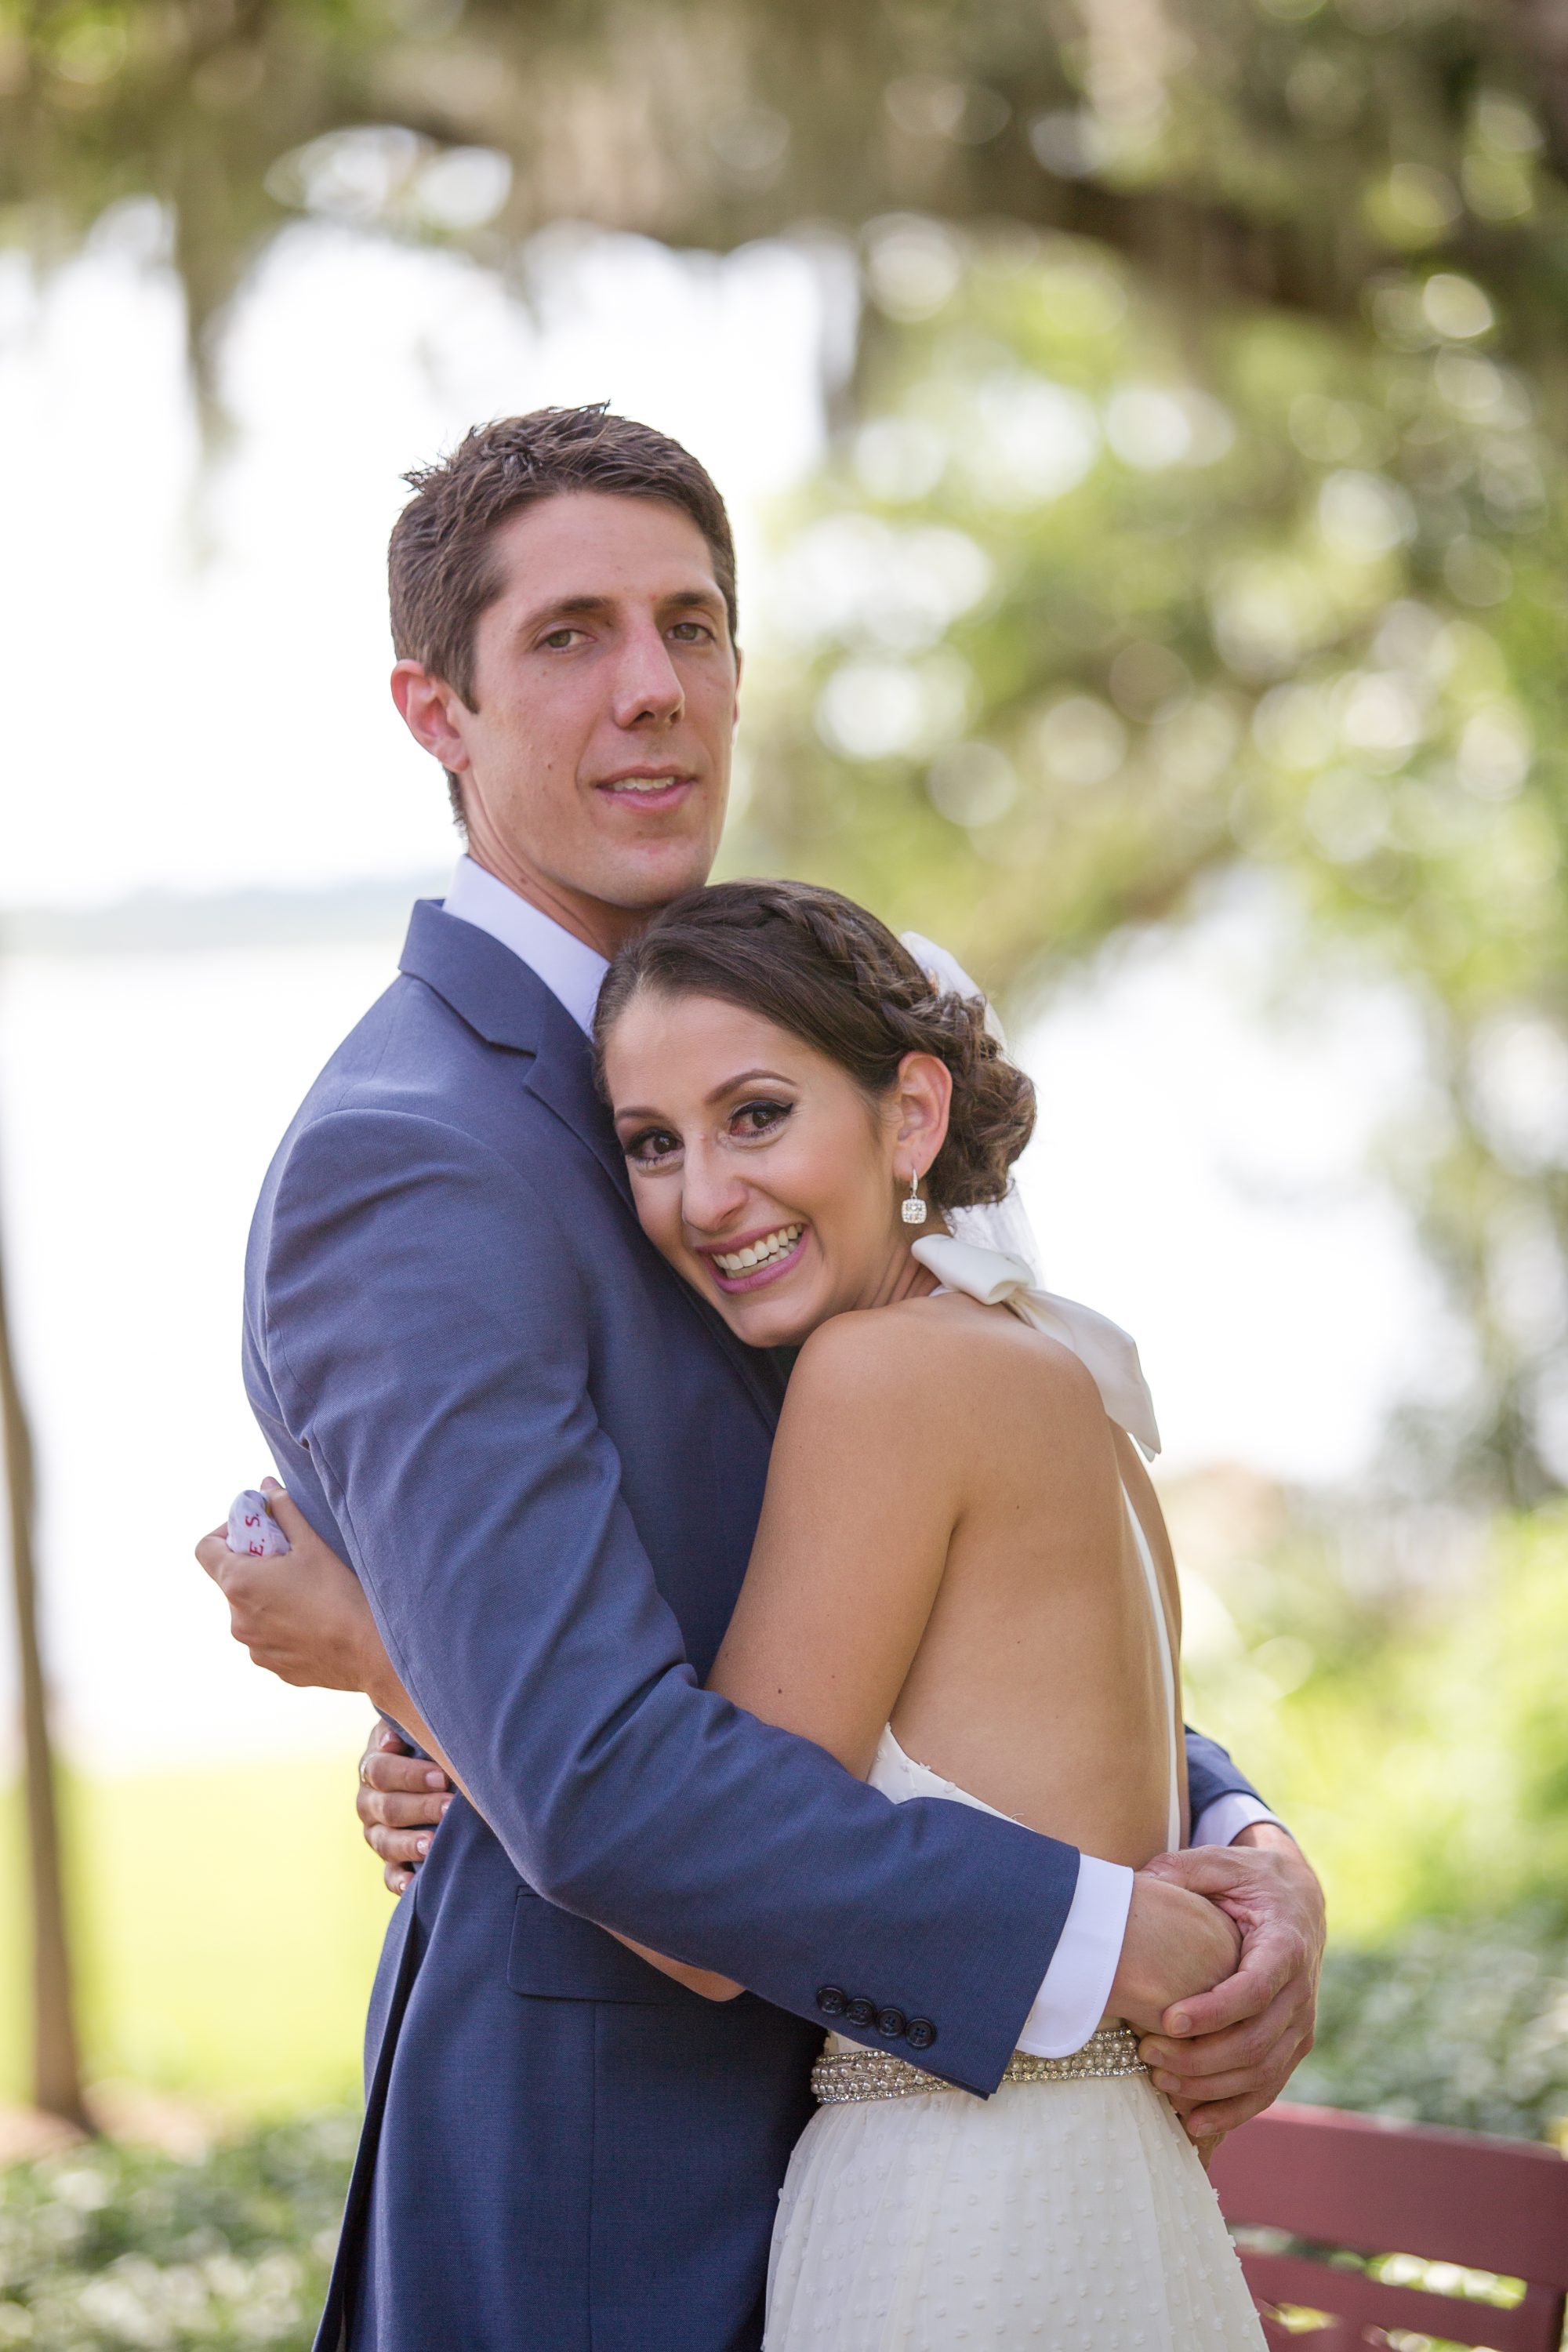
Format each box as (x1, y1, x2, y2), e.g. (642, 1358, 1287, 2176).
(517, 584, 727, 636)
(516, 593, 613, 633)
(521, 583, 728, 630)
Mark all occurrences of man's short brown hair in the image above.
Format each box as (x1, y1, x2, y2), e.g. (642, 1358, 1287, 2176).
(388, 405, 739, 825)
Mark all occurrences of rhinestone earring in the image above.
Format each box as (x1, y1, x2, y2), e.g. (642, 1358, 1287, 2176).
(902, 1169, 928, 1227)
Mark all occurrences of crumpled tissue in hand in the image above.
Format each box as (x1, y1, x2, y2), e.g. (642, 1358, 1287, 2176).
(227, 1489, 292, 1556)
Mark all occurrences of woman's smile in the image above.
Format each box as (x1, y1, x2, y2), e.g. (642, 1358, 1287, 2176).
(701, 1221, 811, 1294)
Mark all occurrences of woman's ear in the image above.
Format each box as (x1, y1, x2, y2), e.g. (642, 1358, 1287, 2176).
(893, 1053, 952, 1185)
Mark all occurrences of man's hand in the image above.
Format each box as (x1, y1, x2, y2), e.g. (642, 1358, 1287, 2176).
(357, 1721, 452, 1895)
(1136, 1827, 1324, 2148)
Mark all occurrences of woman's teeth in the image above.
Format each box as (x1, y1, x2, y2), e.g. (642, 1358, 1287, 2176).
(713, 1225, 804, 1276)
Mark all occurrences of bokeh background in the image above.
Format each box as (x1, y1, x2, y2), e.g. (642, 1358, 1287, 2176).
(4, 0, 1568, 2334)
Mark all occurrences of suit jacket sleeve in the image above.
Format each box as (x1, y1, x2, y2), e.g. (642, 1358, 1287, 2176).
(1184, 1727, 1265, 1823)
(259, 1105, 1083, 2096)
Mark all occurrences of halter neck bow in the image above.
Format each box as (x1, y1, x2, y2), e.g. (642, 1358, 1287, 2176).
(909, 1233, 1162, 1461)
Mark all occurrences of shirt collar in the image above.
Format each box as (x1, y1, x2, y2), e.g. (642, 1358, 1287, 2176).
(442, 855, 610, 1039)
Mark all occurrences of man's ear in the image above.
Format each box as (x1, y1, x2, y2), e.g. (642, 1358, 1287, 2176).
(392, 661, 472, 775)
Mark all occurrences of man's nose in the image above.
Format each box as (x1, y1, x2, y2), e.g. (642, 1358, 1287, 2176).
(612, 620, 684, 728)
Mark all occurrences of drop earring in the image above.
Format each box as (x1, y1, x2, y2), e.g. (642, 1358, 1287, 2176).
(902, 1168, 928, 1227)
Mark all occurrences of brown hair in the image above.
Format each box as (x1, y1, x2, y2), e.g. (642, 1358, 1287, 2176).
(388, 405, 739, 824)
(595, 880, 1036, 1212)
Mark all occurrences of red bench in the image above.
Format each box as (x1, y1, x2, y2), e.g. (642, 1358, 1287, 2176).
(1208, 2100, 1568, 2350)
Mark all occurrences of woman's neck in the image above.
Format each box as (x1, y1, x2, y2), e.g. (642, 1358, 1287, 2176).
(861, 1221, 947, 1312)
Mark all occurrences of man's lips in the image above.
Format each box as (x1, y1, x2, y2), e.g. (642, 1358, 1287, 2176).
(595, 770, 695, 812)
(700, 1221, 810, 1294)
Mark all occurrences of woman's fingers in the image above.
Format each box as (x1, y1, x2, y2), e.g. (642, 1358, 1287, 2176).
(367, 1820, 442, 1865)
(194, 1529, 232, 1581)
(359, 1787, 451, 1834)
(358, 1747, 449, 1798)
(260, 1477, 310, 1546)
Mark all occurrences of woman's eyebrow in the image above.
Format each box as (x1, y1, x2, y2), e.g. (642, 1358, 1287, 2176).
(703, 1068, 796, 1106)
(613, 1070, 796, 1125)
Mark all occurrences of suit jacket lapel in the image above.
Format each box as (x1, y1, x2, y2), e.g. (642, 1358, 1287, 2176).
(398, 899, 783, 1431)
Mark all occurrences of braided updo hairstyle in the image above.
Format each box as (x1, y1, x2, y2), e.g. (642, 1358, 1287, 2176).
(594, 880, 1036, 1213)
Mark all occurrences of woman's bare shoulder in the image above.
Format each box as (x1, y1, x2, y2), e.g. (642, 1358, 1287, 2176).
(786, 1293, 1106, 1443)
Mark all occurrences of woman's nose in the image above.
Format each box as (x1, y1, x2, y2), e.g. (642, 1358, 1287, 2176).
(681, 1146, 749, 1235)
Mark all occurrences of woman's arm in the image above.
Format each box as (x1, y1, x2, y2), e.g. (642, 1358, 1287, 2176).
(709, 1315, 1243, 2024)
(705, 1308, 960, 1769)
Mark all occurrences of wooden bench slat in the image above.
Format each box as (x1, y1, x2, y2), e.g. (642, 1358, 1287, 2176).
(1210, 2103, 1568, 2287)
(1240, 2249, 1561, 2352)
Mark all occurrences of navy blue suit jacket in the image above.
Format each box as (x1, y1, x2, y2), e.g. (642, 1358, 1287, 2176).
(244, 901, 1263, 2352)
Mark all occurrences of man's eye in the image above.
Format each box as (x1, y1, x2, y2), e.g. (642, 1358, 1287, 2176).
(670, 620, 713, 643)
(732, 1100, 790, 1139)
(625, 1127, 681, 1166)
(541, 627, 583, 651)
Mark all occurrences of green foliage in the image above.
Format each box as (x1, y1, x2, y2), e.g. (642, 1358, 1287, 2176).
(3, 0, 1566, 362)
(1302, 1910, 1568, 2143)
(1174, 1492, 1568, 1939)
(0, 2112, 354, 2348)
(0, 1755, 389, 2110)
(730, 223, 1568, 1494)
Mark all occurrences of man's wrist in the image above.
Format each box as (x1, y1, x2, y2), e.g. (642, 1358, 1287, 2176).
(1232, 1821, 1299, 1854)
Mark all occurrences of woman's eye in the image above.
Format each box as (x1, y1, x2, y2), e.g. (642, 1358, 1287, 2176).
(731, 1099, 791, 1140)
(624, 1127, 681, 1167)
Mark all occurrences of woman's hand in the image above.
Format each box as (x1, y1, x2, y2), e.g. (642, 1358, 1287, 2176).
(1109, 1873, 1243, 2038)
(195, 1482, 383, 1693)
(358, 1721, 452, 1896)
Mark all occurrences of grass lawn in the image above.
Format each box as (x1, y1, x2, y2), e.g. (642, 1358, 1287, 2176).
(0, 1752, 393, 2111)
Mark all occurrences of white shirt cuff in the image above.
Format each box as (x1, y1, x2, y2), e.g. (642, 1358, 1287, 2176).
(1191, 1793, 1287, 1848)
(1015, 1854, 1133, 2060)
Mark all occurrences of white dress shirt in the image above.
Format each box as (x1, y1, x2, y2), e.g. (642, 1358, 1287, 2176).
(444, 854, 1283, 2054)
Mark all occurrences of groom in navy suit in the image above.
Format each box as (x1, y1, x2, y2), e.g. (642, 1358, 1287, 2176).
(220, 407, 1323, 2351)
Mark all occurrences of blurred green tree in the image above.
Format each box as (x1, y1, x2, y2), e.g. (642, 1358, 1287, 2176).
(730, 225, 1568, 1499)
(2, 0, 1566, 1497)
(2, 0, 1566, 358)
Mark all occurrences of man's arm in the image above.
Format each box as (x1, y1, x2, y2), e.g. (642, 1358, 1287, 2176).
(260, 1106, 1078, 2095)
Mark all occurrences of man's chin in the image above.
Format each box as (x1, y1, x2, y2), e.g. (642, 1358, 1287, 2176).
(589, 838, 721, 916)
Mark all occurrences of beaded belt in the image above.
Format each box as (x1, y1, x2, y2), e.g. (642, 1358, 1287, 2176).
(811, 2021, 1146, 2106)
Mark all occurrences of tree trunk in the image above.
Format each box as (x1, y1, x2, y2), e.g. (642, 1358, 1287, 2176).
(0, 1188, 89, 2129)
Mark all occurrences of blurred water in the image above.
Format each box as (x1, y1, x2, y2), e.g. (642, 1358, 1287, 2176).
(0, 935, 405, 1773)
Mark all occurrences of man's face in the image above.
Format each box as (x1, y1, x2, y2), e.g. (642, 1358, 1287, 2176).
(393, 491, 739, 955)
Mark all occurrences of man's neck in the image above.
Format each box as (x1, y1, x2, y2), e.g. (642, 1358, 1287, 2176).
(462, 842, 648, 960)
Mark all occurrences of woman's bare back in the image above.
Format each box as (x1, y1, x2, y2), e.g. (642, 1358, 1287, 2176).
(708, 1285, 1185, 1871)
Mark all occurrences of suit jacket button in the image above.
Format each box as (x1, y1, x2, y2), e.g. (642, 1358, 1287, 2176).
(906, 2016, 937, 2052)
(876, 2005, 907, 2039)
(844, 1994, 877, 2029)
(815, 1985, 848, 2018)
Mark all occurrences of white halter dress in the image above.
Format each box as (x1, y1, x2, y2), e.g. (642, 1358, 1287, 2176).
(763, 1236, 1265, 2352)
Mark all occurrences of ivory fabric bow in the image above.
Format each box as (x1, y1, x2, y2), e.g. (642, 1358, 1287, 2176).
(909, 1233, 1163, 1461)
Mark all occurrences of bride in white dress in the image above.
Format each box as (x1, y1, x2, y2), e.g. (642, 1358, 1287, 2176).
(594, 881, 1266, 2351)
(222, 878, 1268, 2350)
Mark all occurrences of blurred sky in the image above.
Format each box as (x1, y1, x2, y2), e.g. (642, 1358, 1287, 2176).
(0, 220, 1441, 1771)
